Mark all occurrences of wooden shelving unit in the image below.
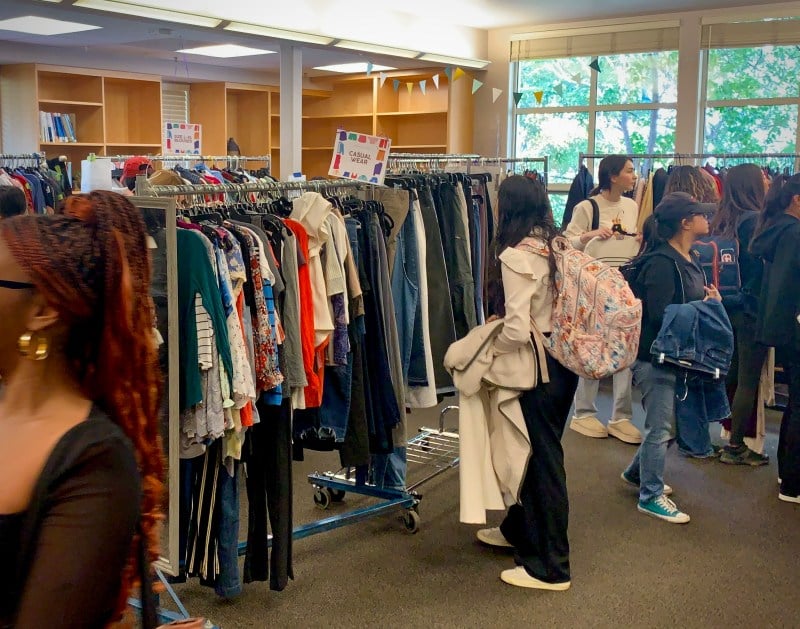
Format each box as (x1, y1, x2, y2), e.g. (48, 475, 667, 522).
(0, 63, 163, 180)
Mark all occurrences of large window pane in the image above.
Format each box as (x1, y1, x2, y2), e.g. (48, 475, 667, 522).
(707, 46, 800, 101)
(517, 58, 591, 108)
(516, 112, 589, 184)
(549, 193, 567, 226)
(704, 105, 797, 153)
(596, 51, 679, 105)
(595, 109, 676, 155)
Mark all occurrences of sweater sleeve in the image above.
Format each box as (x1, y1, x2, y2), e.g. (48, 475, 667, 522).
(563, 200, 593, 250)
(641, 256, 677, 331)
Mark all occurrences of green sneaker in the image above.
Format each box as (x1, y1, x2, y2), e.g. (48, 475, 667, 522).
(637, 495, 690, 524)
(720, 445, 769, 467)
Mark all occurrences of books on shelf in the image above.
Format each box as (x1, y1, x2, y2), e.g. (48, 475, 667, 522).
(39, 111, 77, 143)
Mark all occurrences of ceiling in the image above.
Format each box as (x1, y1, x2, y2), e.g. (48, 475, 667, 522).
(0, 0, 777, 82)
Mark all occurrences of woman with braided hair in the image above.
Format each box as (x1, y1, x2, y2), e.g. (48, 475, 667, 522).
(0, 190, 163, 628)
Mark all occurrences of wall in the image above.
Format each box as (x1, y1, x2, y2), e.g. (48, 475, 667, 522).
(474, 0, 800, 158)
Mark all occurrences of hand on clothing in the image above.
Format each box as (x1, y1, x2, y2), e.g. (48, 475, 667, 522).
(581, 227, 614, 244)
(704, 285, 722, 302)
(487, 314, 500, 323)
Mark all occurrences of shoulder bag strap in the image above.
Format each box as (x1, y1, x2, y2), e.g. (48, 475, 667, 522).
(589, 198, 600, 231)
(529, 316, 551, 384)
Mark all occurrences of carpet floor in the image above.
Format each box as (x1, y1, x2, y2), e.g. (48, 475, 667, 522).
(170, 387, 799, 628)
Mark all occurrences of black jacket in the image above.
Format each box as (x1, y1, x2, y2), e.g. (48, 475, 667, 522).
(561, 165, 594, 230)
(628, 244, 707, 361)
(750, 213, 800, 349)
(734, 211, 762, 317)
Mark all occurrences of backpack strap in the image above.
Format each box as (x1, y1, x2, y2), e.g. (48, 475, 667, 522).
(529, 316, 551, 385)
(589, 198, 600, 231)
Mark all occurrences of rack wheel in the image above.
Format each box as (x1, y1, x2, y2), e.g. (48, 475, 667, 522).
(329, 489, 346, 502)
(313, 487, 332, 510)
(403, 509, 420, 534)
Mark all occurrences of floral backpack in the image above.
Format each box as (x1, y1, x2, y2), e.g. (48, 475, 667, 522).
(516, 236, 642, 380)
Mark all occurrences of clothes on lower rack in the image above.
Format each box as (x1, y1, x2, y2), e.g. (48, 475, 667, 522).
(0, 160, 70, 213)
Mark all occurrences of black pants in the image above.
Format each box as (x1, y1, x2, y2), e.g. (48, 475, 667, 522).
(726, 311, 769, 445)
(500, 355, 578, 583)
(777, 352, 800, 497)
(243, 399, 294, 590)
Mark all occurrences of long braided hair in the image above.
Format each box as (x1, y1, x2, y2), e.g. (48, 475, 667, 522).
(0, 191, 164, 614)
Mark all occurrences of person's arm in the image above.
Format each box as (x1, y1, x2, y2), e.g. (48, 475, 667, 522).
(563, 200, 613, 250)
(14, 439, 141, 629)
(493, 258, 539, 354)
(641, 257, 677, 329)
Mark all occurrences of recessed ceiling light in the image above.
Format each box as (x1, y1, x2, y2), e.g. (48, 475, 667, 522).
(418, 53, 490, 69)
(225, 22, 334, 46)
(313, 63, 397, 74)
(176, 44, 276, 58)
(74, 0, 222, 28)
(0, 15, 101, 36)
(334, 41, 420, 59)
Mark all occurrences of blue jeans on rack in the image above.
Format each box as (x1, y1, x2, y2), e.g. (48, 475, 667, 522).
(215, 464, 242, 598)
(624, 360, 677, 503)
(319, 357, 354, 442)
(372, 446, 408, 491)
(391, 209, 421, 384)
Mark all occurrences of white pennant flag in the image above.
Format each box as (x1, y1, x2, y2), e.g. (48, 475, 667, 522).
(492, 88, 503, 103)
(432, 74, 440, 89)
(379, 72, 388, 88)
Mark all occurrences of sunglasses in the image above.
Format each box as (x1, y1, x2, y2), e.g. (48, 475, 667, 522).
(0, 279, 34, 290)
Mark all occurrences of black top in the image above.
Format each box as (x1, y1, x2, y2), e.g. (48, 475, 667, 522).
(750, 213, 800, 350)
(735, 212, 762, 318)
(636, 243, 707, 361)
(0, 409, 141, 629)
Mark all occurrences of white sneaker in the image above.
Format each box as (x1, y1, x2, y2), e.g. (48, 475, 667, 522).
(500, 567, 570, 590)
(570, 416, 608, 439)
(476, 527, 513, 548)
(608, 419, 643, 444)
(620, 471, 673, 496)
(778, 492, 800, 504)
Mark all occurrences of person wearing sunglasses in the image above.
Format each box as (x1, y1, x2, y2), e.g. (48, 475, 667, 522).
(0, 191, 163, 627)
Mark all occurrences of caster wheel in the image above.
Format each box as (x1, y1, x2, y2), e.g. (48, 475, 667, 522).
(313, 487, 332, 510)
(329, 489, 346, 502)
(403, 509, 420, 534)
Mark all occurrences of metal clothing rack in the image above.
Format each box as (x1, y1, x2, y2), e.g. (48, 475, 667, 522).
(107, 153, 271, 171)
(139, 177, 369, 199)
(579, 152, 800, 170)
(388, 153, 549, 183)
(0, 152, 48, 166)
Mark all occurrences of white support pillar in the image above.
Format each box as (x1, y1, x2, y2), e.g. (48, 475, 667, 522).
(675, 15, 703, 154)
(280, 45, 303, 178)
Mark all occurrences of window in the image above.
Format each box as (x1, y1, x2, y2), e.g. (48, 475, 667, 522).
(513, 50, 678, 221)
(703, 45, 800, 153)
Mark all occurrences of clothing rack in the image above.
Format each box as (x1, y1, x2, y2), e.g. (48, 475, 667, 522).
(579, 152, 800, 169)
(106, 154, 271, 168)
(140, 177, 369, 198)
(0, 152, 47, 166)
(388, 153, 549, 183)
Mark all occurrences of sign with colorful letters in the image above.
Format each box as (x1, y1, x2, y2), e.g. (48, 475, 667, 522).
(164, 122, 201, 155)
(328, 130, 391, 185)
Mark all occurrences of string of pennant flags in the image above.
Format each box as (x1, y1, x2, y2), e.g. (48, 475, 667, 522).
(364, 55, 601, 106)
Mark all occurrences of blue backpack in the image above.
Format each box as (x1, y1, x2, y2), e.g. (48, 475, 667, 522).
(692, 236, 741, 306)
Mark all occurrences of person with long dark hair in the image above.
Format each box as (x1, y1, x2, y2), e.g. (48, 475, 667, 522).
(750, 173, 800, 504)
(712, 164, 771, 465)
(622, 192, 720, 524)
(564, 155, 641, 445)
(480, 175, 578, 590)
(0, 191, 164, 626)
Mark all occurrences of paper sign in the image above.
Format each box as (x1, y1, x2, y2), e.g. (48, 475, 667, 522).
(164, 122, 201, 155)
(329, 129, 392, 185)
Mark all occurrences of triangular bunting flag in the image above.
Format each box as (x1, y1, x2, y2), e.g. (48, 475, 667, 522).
(641, 89, 651, 103)
(472, 78, 483, 95)
(419, 79, 427, 95)
(406, 82, 413, 95)
(553, 83, 564, 97)
(534, 91, 544, 104)
(366, 62, 374, 76)
(393, 79, 400, 92)
(513, 92, 523, 106)
(454, 67, 466, 81)
(379, 72, 388, 88)
(492, 88, 503, 103)
(572, 73, 582, 84)
(444, 67, 453, 82)
(432, 74, 440, 89)
(589, 57, 601, 72)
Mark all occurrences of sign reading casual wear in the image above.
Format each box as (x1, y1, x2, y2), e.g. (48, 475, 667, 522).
(328, 130, 391, 185)
(164, 122, 202, 155)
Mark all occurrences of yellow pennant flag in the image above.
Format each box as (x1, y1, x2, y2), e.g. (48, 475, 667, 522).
(534, 91, 544, 104)
(453, 67, 466, 81)
(406, 82, 414, 95)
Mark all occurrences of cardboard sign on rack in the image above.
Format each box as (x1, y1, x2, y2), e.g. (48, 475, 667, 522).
(164, 121, 202, 155)
(328, 130, 392, 185)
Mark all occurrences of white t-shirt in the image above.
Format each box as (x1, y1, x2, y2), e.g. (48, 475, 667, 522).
(564, 194, 639, 251)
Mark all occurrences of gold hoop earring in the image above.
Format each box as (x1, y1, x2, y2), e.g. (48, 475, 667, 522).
(18, 332, 49, 361)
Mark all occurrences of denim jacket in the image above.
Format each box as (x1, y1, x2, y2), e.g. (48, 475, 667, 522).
(650, 299, 734, 379)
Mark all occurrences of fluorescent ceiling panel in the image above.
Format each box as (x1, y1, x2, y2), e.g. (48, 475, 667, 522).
(418, 53, 489, 69)
(176, 44, 276, 58)
(313, 63, 396, 74)
(334, 40, 420, 59)
(0, 15, 100, 35)
(225, 22, 334, 46)
(73, 0, 222, 28)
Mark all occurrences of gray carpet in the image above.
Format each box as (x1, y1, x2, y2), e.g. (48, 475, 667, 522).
(170, 387, 800, 628)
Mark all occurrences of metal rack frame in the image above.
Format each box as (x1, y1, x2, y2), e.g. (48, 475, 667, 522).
(0, 152, 48, 166)
(388, 153, 549, 183)
(580, 151, 800, 170)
